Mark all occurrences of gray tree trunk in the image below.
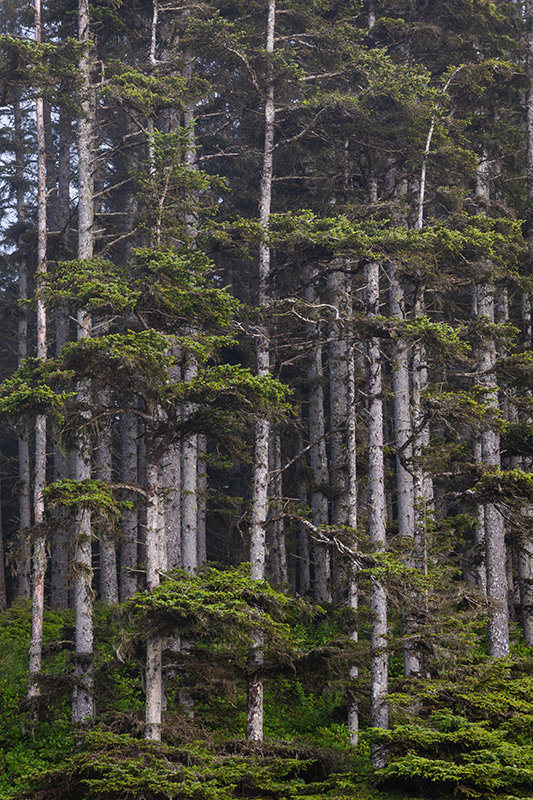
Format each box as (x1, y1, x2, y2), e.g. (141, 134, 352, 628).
(478, 284, 509, 657)
(97, 401, 118, 604)
(162, 441, 181, 571)
(267, 431, 286, 585)
(58, 107, 71, 246)
(328, 264, 349, 530)
(28, 0, 48, 706)
(181, 353, 198, 574)
(365, 260, 388, 767)
(296, 426, 311, 596)
(14, 96, 31, 599)
(51, 105, 72, 607)
(145, 457, 162, 740)
(51, 305, 70, 609)
(305, 270, 331, 603)
(247, 0, 275, 744)
(346, 291, 358, 745)
(120, 412, 139, 600)
(72, 0, 95, 724)
(389, 264, 419, 676)
(197, 435, 207, 566)
(471, 287, 487, 596)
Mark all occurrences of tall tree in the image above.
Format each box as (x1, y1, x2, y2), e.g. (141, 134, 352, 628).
(28, 0, 47, 705)
(72, 0, 95, 723)
(247, 0, 276, 744)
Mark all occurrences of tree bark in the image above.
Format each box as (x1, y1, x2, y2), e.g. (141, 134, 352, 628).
(365, 260, 388, 766)
(181, 353, 198, 574)
(28, 0, 47, 706)
(197, 435, 207, 566)
(471, 287, 487, 596)
(478, 284, 509, 657)
(247, 0, 275, 744)
(145, 457, 162, 740)
(97, 399, 118, 604)
(14, 95, 31, 599)
(120, 412, 139, 600)
(389, 263, 420, 676)
(72, 0, 95, 723)
(346, 288, 358, 745)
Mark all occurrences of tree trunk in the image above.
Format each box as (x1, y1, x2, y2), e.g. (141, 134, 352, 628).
(14, 95, 31, 599)
(145, 457, 162, 740)
(328, 264, 349, 531)
(247, 0, 275, 744)
(346, 290, 358, 744)
(471, 286, 487, 596)
(267, 431, 286, 585)
(365, 260, 388, 766)
(51, 106, 72, 606)
(97, 399, 118, 604)
(197, 435, 207, 566)
(120, 412, 139, 601)
(28, 0, 47, 706)
(72, 0, 95, 723)
(51, 305, 70, 609)
(478, 284, 509, 657)
(162, 441, 181, 571)
(389, 263, 419, 676)
(296, 425, 311, 596)
(306, 269, 331, 603)
(181, 353, 198, 574)
(328, 264, 349, 602)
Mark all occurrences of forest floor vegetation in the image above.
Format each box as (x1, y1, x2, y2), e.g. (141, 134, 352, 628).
(3, 586, 533, 800)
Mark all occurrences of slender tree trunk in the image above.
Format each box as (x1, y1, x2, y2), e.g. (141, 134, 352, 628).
(247, 0, 275, 744)
(44, 100, 58, 236)
(120, 412, 139, 600)
(14, 96, 31, 599)
(197, 435, 207, 566)
(51, 304, 70, 609)
(72, 0, 95, 723)
(28, 0, 47, 706)
(329, 264, 349, 531)
(51, 106, 72, 607)
(182, 353, 198, 574)
(329, 264, 349, 602)
(97, 400, 118, 604)
(478, 284, 509, 657)
(305, 272, 331, 603)
(471, 287, 487, 596)
(474, 155, 509, 658)
(388, 263, 419, 676)
(58, 107, 71, 249)
(163, 441, 181, 571)
(346, 290, 358, 745)
(296, 425, 311, 596)
(365, 260, 388, 767)
(180, 351, 198, 718)
(145, 455, 162, 740)
(267, 431, 286, 584)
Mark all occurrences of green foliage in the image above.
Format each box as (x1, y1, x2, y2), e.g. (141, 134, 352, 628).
(125, 564, 297, 654)
(105, 64, 188, 114)
(472, 469, 533, 508)
(0, 34, 83, 106)
(47, 258, 140, 314)
(0, 358, 75, 420)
